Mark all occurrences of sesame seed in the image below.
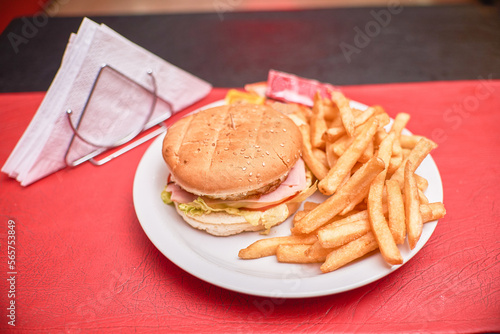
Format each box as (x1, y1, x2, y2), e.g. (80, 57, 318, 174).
(262, 162, 266, 167)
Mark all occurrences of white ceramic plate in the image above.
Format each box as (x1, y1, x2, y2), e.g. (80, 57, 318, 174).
(133, 101, 443, 298)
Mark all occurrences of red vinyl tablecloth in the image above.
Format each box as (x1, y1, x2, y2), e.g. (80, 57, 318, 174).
(1, 81, 499, 333)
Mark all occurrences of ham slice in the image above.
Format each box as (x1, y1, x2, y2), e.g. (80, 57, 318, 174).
(167, 158, 307, 207)
(250, 158, 306, 203)
(167, 182, 197, 203)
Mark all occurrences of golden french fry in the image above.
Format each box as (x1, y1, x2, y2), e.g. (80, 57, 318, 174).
(298, 124, 329, 180)
(418, 188, 429, 204)
(374, 128, 388, 146)
(292, 210, 308, 225)
(321, 210, 369, 230)
(339, 183, 369, 216)
(318, 218, 370, 249)
(293, 156, 385, 234)
(304, 240, 332, 258)
(354, 201, 368, 211)
(388, 113, 408, 173)
(415, 174, 429, 192)
(387, 154, 403, 175)
(303, 201, 320, 212)
(323, 126, 345, 142)
(372, 105, 386, 115)
(420, 202, 446, 222)
(386, 179, 406, 244)
(319, 118, 379, 195)
(358, 139, 374, 163)
(368, 163, 403, 264)
(325, 142, 339, 168)
(310, 94, 328, 149)
(277, 244, 330, 263)
(377, 132, 396, 165)
(353, 106, 376, 127)
(402, 148, 412, 159)
(373, 112, 390, 129)
(337, 128, 393, 215)
(330, 133, 353, 157)
(367, 132, 402, 264)
(320, 232, 378, 273)
(390, 113, 411, 136)
(331, 91, 356, 137)
(400, 134, 424, 149)
(322, 97, 339, 122)
(391, 138, 438, 187)
(404, 161, 423, 250)
(312, 148, 328, 168)
(238, 234, 317, 259)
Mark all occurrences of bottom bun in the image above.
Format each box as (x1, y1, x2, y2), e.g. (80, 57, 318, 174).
(174, 202, 301, 236)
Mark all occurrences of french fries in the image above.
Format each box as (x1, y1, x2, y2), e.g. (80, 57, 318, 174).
(321, 232, 379, 273)
(318, 118, 379, 195)
(386, 179, 406, 244)
(277, 244, 330, 263)
(238, 234, 317, 259)
(298, 123, 329, 180)
(331, 91, 356, 137)
(367, 132, 403, 265)
(239, 89, 446, 274)
(292, 156, 385, 234)
(404, 161, 423, 249)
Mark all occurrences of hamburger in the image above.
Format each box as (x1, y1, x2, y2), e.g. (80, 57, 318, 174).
(161, 103, 315, 236)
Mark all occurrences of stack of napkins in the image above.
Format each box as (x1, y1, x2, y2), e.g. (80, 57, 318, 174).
(2, 18, 212, 186)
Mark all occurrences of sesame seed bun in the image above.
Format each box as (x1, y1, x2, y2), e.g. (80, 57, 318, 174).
(162, 103, 302, 200)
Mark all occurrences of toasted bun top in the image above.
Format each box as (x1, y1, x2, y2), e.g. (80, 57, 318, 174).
(162, 103, 302, 199)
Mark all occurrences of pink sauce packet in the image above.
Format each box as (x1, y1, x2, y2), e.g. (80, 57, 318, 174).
(265, 70, 340, 107)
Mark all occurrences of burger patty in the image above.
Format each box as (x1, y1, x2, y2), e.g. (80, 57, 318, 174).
(202, 172, 288, 201)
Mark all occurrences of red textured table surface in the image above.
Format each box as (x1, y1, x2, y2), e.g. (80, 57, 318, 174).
(1, 81, 499, 333)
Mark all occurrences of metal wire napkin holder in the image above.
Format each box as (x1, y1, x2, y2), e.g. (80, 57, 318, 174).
(64, 64, 171, 167)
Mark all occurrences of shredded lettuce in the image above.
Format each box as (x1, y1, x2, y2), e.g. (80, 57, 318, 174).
(160, 168, 317, 232)
(161, 190, 173, 205)
(176, 197, 287, 228)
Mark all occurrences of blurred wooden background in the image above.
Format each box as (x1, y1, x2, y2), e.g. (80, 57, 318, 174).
(0, 0, 481, 34)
